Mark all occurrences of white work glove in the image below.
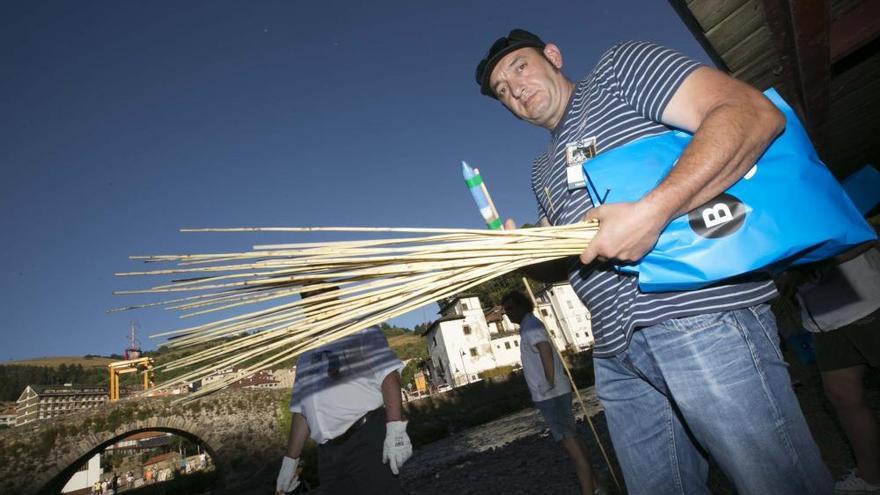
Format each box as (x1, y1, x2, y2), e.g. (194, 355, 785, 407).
(382, 420, 412, 475)
(275, 456, 300, 494)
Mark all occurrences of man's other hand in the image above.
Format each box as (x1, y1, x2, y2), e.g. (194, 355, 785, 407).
(382, 420, 413, 475)
(580, 201, 666, 265)
(275, 456, 300, 494)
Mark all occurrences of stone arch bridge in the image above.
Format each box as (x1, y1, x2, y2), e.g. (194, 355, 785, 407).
(0, 388, 289, 495)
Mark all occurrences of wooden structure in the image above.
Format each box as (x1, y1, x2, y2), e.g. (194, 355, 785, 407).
(108, 357, 154, 402)
(670, 0, 879, 179)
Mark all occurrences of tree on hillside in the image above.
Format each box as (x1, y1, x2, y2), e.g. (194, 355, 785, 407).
(413, 322, 431, 335)
(437, 271, 545, 311)
(0, 364, 108, 402)
(379, 322, 410, 337)
(400, 358, 426, 388)
(389, 339, 428, 361)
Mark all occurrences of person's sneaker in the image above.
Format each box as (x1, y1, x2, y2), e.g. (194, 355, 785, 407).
(835, 469, 880, 494)
(593, 487, 609, 495)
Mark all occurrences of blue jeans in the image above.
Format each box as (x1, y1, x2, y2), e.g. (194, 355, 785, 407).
(595, 304, 832, 495)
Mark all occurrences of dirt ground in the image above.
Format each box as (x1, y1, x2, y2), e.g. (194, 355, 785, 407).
(396, 347, 880, 495)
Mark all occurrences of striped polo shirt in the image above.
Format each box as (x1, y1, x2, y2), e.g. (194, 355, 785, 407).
(531, 41, 777, 357)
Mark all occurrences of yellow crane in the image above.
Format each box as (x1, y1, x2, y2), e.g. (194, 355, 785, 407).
(108, 357, 154, 401)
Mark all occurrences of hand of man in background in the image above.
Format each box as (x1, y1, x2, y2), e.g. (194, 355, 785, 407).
(382, 420, 413, 474)
(275, 456, 300, 494)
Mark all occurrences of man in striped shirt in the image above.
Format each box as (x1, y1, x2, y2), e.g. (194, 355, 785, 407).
(475, 29, 832, 495)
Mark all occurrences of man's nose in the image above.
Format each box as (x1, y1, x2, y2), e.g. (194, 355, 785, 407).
(511, 82, 524, 99)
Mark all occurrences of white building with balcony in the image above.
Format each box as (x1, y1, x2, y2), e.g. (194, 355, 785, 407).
(423, 296, 504, 387)
(423, 285, 594, 389)
(535, 283, 594, 351)
(15, 384, 107, 427)
(484, 305, 522, 368)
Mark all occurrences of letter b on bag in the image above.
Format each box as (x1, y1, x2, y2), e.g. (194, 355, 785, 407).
(703, 203, 732, 228)
(688, 193, 746, 239)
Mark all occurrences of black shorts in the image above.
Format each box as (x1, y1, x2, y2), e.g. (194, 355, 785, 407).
(813, 310, 880, 372)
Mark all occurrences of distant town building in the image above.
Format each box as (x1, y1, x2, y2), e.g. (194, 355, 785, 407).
(201, 366, 249, 387)
(0, 404, 16, 427)
(423, 295, 522, 388)
(61, 453, 101, 494)
(232, 369, 280, 389)
(534, 283, 594, 351)
(15, 384, 108, 427)
(484, 305, 522, 368)
(105, 431, 172, 456)
(423, 284, 594, 389)
(193, 366, 295, 391)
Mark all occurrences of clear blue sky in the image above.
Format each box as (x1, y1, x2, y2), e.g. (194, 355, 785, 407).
(0, 1, 711, 361)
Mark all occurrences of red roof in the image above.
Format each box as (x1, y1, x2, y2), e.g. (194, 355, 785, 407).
(484, 305, 506, 323)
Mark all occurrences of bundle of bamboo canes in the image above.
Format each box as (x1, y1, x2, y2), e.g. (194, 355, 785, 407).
(114, 223, 598, 398)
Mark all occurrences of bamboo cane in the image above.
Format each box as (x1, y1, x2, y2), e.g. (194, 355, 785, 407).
(117, 223, 599, 399)
(180, 257, 534, 399)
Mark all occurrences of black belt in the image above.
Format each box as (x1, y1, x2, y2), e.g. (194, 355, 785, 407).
(326, 407, 383, 446)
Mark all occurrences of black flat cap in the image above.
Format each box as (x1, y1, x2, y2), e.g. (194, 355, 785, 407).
(475, 29, 546, 98)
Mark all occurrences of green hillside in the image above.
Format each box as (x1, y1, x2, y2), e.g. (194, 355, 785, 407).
(5, 355, 116, 368)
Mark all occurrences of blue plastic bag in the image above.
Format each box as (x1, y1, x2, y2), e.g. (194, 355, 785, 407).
(841, 164, 880, 215)
(582, 89, 877, 292)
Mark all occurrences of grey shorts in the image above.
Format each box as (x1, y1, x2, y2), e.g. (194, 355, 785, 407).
(534, 392, 576, 441)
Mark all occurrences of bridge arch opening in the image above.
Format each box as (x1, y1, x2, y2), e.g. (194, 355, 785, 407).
(41, 427, 222, 495)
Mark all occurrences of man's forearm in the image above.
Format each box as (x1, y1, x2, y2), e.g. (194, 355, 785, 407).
(381, 371, 403, 422)
(536, 342, 555, 386)
(645, 97, 785, 222)
(284, 413, 310, 459)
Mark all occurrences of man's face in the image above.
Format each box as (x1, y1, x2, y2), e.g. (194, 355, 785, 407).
(489, 46, 566, 129)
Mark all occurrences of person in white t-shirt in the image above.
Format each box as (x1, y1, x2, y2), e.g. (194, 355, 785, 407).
(275, 289, 412, 495)
(502, 290, 603, 495)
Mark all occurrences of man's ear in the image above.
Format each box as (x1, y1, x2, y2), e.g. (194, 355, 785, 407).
(543, 43, 564, 69)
